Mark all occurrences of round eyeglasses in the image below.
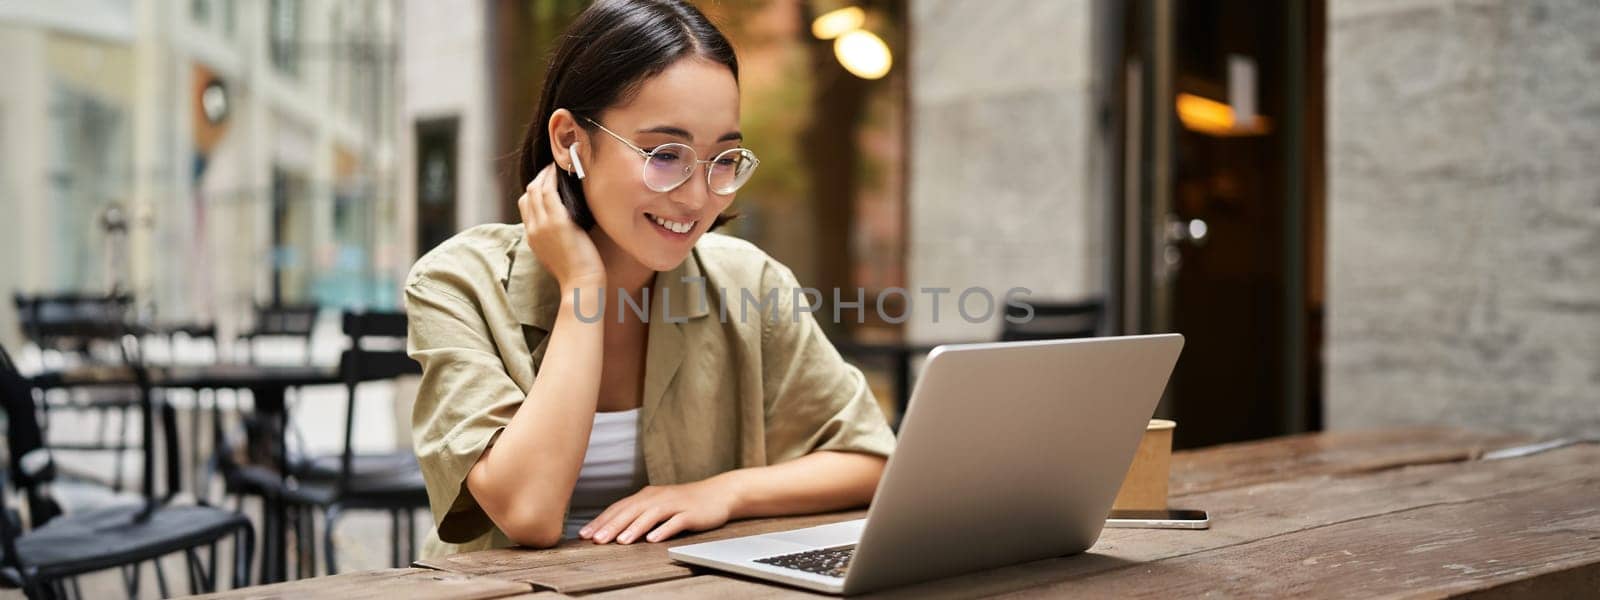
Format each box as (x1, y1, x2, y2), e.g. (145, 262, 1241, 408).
(584, 117, 760, 195)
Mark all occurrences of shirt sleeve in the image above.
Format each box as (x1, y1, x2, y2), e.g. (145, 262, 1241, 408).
(405, 279, 526, 544)
(758, 261, 898, 463)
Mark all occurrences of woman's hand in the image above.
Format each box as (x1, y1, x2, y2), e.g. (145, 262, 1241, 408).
(579, 480, 737, 544)
(519, 163, 605, 290)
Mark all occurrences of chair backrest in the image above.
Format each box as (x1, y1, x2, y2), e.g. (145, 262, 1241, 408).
(240, 303, 319, 364)
(248, 304, 320, 338)
(333, 311, 420, 490)
(1000, 298, 1105, 342)
(0, 343, 62, 529)
(14, 292, 134, 356)
(338, 311, 418, 381)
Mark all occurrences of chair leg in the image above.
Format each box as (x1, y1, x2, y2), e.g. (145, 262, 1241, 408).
(153, 556, 170, 598)
(200, 391, 228, 505)
(70, 577, 84, 600)
(234, 520, 256, 589)
(93, 402, 109, 456)
(185, 546, 204, 595)
(403, 508, 416, 566)
(207, 540, 220, 592)
(21, 580, 50, 600)
(292, 503, 314, 579)
(189, 389, 209, 501)
(390, 508, 402, 568)
(303, 504, 318, 577)
(323, 505, 343, 575)
(289, 506, 302, 580)
(404, 508, 417, 565)
(109, 404, 127, 493)
(121, 563, 140, 597)
(261, 497, 277, 585)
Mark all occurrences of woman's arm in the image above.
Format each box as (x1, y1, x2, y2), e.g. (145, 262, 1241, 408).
(464, 278, 604, 548)
(466, 165, 609, 548)
(579, 451, 887, 544)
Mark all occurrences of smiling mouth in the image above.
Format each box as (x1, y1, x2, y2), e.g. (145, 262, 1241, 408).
(645, 212, 697, 235)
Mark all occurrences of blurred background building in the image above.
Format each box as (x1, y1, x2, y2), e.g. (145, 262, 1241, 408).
(1, 0, 403, 343)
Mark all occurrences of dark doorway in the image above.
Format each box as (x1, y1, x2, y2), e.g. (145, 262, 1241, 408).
(415, 117, 459, 258)
(270, 166, 311, 306)
(1114, 0, 1325, 448)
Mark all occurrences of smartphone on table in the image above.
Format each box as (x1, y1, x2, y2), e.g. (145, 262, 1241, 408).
(1105, 509, 1210, 529)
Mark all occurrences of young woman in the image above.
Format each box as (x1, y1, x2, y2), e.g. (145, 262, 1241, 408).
(406, 0, 896, 557)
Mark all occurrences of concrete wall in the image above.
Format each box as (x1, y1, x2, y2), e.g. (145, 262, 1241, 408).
(398, 0, 497, 263)
(0, 24, 50, 350)
(906, 0, 1105, 343)
(1326, 0, 1600, 437)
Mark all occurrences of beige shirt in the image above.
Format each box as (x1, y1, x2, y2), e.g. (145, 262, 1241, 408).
(404, 224, 897, 557)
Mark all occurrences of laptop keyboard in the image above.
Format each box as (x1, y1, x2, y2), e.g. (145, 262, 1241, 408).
(754, 544, 856, 578)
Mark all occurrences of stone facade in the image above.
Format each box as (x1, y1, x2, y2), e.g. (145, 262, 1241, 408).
(1326, 0, 1600, 436)
(906, 0, 1105, 343)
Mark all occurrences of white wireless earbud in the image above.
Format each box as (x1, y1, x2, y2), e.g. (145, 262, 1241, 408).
(568, 143, 586, 180)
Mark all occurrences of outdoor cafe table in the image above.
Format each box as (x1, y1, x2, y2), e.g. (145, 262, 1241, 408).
(192, 427, 1600, 598)
(32, 363, 349, 584)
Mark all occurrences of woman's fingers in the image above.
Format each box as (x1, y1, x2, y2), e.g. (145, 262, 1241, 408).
(582, 489, 638, 539)
(580, 500, 624, 540)
(591, 502, 646, 544)
(537, 164, 568, 225)
(615, 507, 667, 545)
(517, 173, 542, 232)
(518, 162, 604, 288)
(530, 165, 553, 224)
(646, 513, 691, 543)
(580, 510, 615, 540)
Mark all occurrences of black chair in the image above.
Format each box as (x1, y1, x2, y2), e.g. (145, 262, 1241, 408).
(214, 311, 426, 577)
(14, 293, 133, 357)
(286, 310, 427, 575)
(229, 304, 319, 500)
(1000, 298, 1105, 341)
(0, 341, 254, 599)
(13, 293, 141, 492)
(235, 304, 319, 365)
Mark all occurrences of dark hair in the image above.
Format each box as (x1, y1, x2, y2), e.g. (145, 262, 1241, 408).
(518, 0, 739, 231)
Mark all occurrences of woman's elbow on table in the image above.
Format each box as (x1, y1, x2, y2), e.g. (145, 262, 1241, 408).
(466, 464, 568, 549)
(497, 506, 566, 549)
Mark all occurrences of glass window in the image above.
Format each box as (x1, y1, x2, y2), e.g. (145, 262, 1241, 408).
(269, 0, 301, 77)
(222, 0, 236, 37)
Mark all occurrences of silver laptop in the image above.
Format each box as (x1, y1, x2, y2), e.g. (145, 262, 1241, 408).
(668, 334, 1184, 595)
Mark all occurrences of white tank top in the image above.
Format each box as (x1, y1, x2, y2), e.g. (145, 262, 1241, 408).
(563, 408, 644, 539)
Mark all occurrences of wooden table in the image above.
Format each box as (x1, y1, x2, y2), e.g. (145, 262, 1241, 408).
(192, 428, 1600, 598)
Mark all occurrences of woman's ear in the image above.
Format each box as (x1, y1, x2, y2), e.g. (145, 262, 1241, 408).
(548, 108, 585, 175)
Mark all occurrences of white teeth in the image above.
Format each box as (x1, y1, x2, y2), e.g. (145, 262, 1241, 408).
(651, 215, 695, 234)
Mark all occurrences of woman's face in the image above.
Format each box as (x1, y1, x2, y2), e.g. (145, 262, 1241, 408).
(578, 58, 741, 273)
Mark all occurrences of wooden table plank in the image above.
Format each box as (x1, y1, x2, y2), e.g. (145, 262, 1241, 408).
(415, 510, 866, 593)
(1000, 476, 1600, 598)
(582, 574, 822, 599)
(188, 568, 538, 600)
(1169, 427, 1531, 496)
(599, 445, 1600, 598)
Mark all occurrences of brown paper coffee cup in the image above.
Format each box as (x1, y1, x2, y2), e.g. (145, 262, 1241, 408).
(1112, 419, 1175, 511)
